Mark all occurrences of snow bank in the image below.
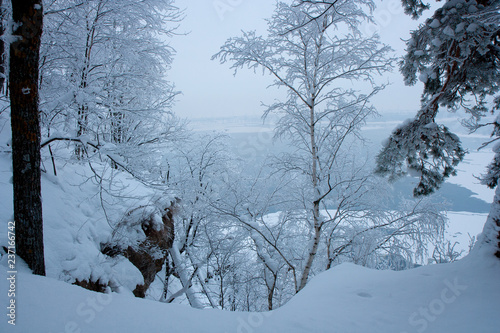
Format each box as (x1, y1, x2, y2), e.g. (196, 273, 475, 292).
(0, 249, 499, 332)
(0, 111, 498, 331)
(0, 112, 173, 295)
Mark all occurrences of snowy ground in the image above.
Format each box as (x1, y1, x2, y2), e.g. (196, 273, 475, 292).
(445, 212, 487, 255)
(1, 247, 499, 332)
(1, 114, 499, 332)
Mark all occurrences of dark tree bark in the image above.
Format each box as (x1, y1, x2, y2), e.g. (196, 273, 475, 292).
(10, 0, 45, 276)
(0, 0, 5, 94)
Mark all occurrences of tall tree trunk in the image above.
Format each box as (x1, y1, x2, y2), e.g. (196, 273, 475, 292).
(75, 8, 97, 158)
(298, 104, 321, 292)
(267, 272, 277, 310)
(10, 0, 45, 276)
(0, 0, 6, 94)
(169, 243, 203, 308)
(299, 224, 321, 292)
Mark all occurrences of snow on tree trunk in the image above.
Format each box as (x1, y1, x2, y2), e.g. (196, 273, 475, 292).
(299, 224, 321, 292)
(75, 4, 97, 158)
(298, 105, 322, 292)
(476, 186, 500, 258)
(10, 0, 45, 276)
(267, 273, 276, 310)
(169, 243, 203, 309)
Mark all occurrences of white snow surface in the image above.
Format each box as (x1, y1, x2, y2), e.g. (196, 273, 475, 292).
(1, 248, 499, 332)
(0, 112, 172, 295)
(1, 113, 499, 331)
(446, 151, 494, 203)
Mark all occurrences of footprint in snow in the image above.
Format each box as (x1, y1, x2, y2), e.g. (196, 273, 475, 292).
(357, 291, 373, 298)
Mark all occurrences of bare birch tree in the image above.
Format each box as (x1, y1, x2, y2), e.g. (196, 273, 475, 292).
(214, 1, 394, 291)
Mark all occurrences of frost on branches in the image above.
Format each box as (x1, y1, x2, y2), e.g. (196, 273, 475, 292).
(375, 119, 465, 196)
(377, 0, 500, 194)
(39, 0, 184, 183)
(214, 0, 395, 291)
(376, 0, 500, 256)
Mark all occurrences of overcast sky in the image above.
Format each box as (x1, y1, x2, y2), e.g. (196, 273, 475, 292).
(168, 0, 430, 120)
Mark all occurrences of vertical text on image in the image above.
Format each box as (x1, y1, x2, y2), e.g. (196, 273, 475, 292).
(6, 221, 17, 326)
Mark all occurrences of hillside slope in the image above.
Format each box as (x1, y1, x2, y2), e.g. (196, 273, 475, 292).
(1, 111, 499, 332)
(1, 248, 499, 332)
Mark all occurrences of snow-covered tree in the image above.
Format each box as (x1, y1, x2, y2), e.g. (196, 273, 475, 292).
(5, 0, 188, 294)
(211, 160, 447, 310)
(372, 0, 500, 257)
(325, 193, 446, 269)
(212, 170, 302, 309)
(39, 0, 183, 179)
(214, 0, 394, 291)
(162, 134, 232, 308)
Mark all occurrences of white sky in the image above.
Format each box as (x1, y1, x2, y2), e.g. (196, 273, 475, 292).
(168, 0, 430, 120)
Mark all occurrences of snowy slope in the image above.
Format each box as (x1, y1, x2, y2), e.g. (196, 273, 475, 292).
(1, 248, 499, 333)
(271, 249, 500, 333)
(0, 157, 496, 333)
(1, 110, 499, 332)
(0, 110, 174, 296)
